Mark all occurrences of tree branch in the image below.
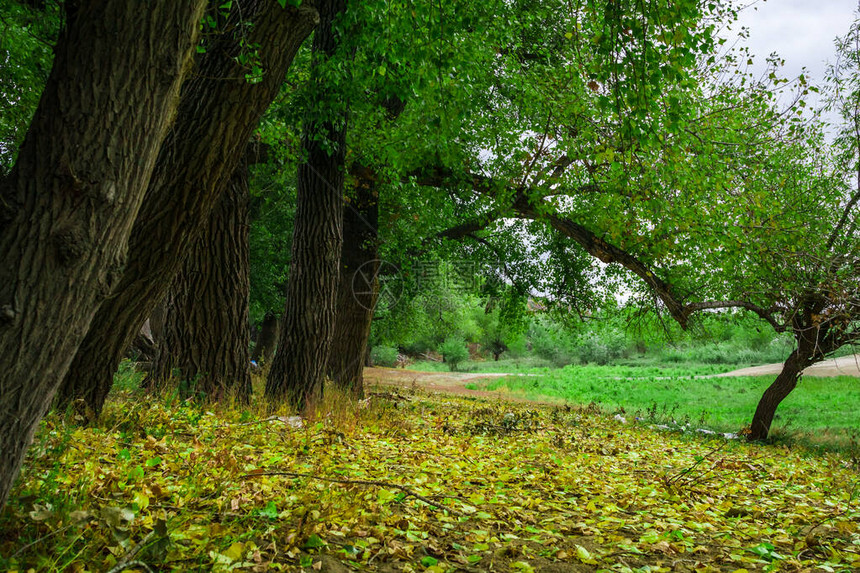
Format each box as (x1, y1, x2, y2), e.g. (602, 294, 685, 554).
(683, 300, 787, 332)
(242, 470, 468, 516)
(826, 187, 860, 250)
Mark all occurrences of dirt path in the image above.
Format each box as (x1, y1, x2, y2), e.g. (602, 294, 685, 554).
(363, 367, 552, 404)
(716, 354, 860, 378)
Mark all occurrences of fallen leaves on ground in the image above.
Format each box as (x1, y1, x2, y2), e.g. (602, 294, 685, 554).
(1, 388, 858, 572)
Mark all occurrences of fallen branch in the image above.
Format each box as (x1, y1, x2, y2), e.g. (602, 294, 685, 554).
(106, 531, 155, 573)
(664, 440, 729, 490)
(241, 470, 468, 517)
(172, 416, 303, 435)
(9, 524, 75, 561)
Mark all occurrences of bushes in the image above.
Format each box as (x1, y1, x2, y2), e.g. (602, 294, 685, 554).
(370, 345, 399, 367)
(440, 336, 469, 371)
(573, 329, 630, 365)
(654, 339, 793, 366)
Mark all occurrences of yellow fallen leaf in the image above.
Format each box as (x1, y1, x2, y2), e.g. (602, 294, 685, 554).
(223, 541, 244, 562)
(575, 545, 598, 564)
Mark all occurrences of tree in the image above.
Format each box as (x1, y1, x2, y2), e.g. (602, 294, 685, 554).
(148, 156, 254, 402)
(395, 0, 860, 441)
(55, 0, 319, 419)
(0, 0, 207, 512)
(326, 164, 380, 398)
(266, 0, 349, 410)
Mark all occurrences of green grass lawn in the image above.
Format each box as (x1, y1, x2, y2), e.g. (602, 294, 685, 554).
(463, 364, 860, 448)
(408, 357, 742, 376)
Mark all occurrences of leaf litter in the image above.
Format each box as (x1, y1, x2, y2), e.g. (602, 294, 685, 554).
(1, 389, 858, 572)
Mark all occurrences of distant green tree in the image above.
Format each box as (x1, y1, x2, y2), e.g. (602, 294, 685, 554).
(440, 336, 469, 372)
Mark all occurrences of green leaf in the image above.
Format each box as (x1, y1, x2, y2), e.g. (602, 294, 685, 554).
(256, 501, 278, 519)
(304, 534, 326, 549)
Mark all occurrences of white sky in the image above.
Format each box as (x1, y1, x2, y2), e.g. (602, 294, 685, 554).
(734, 0, 857, 87)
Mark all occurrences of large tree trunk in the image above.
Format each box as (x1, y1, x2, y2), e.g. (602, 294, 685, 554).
(265, 0, 348, 410)
(0, 0, 205, 512)
(747, 304, 834, 441)
(252, 312, 281, 366)
(326, 166, 380, 399)
(747, 349, 808, 441)
(55, 1, 319, 419)
(149, 160, 252, 402)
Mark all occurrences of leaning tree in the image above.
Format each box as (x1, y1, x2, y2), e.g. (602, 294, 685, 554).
(0, 0, 207, 512)
(55, 0, 319, 419)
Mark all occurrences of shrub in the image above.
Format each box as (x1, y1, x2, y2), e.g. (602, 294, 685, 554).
(440, 336, 469, 371)
(370, 345, 399, 367)
(574, 329, 630, 365)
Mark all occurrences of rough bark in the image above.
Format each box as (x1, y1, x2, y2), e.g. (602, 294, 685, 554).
(266, 0, 348, 410)
(326, 166, 380, 398)
(0, 0, 205, 511)
(150, 160, 252, 402)
(252, 312, 281, 366)
(747, 312, 828, 441)
(55, 1, 319, 419)
(747, 348, 810, 441)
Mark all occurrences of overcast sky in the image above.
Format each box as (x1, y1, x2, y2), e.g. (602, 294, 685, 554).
(734, 0, 857, 86)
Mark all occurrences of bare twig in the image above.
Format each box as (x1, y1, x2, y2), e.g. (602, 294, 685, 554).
(665, 441, 729, 489)
(803, 480, 859, 544)
(106, 531, 155, 573)
(241, 470, 468, 517)
(9, 524, 75, 560)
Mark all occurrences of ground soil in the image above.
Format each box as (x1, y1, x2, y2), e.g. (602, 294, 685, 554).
(363, 367, 551, 403)
(715, 353, 860, 378)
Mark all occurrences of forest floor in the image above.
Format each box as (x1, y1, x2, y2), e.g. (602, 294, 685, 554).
(2, 386, 859, 572)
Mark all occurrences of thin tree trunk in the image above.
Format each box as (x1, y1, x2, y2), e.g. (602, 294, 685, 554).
(150, 160, 252, 402)
(747, 347, 810, 441)
(252, 312, 281, 366)
(266, 0, 348, 410)
(326, 165, 380, 399)
(0, 0, 205, 512)
(55, 1, 319, 419)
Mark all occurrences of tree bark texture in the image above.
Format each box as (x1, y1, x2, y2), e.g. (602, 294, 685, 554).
(746, 349, 809, 441)
(150, 160, 252, 402)
(252, 312, 281, 366)
(326, 166, 380, 399)
(55, 1, 319, 418)
(747, 316, 827, 441)
(0, 0, 205, 511)
(266, 0, 348, 410)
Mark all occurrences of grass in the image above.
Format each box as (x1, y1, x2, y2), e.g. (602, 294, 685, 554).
(464, 364, 860, 448)
(408, 357, 744, 376)
(3, 384, 859, 571)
